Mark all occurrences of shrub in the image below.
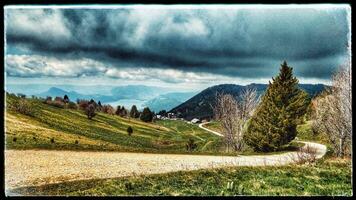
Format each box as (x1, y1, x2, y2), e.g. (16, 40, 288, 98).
(51, 138, 55, 143)
(68, 101, 78, 109)
(186, 138, 197, 152)
(54, 96, 64, 102)
(85, 104, 96, 119)
(290, 145, 318, 165)
(75, 140, 79, 145)
(78, 100, 89, 110)
(44, 96, 52, 104)
(48, 100, 65, 108)
(8, 98, 34, 116)
(17, 93, 26, 98)
(127, 126, 133, 136)
(102, 105, 115, 115)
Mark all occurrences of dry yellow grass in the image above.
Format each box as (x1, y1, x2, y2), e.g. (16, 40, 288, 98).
(5, 112, 122, 149)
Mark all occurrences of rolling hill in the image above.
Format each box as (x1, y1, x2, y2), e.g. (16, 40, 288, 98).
(170, 83, 328, 120)
(5, 94, 223, 154)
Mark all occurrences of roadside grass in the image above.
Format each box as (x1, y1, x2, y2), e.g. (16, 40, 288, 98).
(5, 94, 226, 155)
(11, 157, 351, 196)
(296, 121, 329, 144)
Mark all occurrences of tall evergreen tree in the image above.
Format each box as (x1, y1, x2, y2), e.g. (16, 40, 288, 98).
(244, 61, 309, 152)
(120, 106, 128, 117)
(140, 107, 153, 122)
(130, 105, 140, 118)
(115, 105, 121, 115)
(63, 94, 69, 104)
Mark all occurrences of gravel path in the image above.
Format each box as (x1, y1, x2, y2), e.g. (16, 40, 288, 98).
(5, 141, 326, 191)
(5, 123, 327, 193)
(199, 122, 224, 137)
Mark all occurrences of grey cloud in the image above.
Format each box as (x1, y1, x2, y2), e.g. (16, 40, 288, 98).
(5, 6, 350, 80)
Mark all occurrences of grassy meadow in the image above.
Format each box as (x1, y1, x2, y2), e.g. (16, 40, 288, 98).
(5, 94, 225, 154)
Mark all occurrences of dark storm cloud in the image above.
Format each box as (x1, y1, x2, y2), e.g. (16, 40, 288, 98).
(5, 6, 350, 79)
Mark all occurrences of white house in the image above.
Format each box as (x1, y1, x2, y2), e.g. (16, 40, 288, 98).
(191, 118, 201, 124)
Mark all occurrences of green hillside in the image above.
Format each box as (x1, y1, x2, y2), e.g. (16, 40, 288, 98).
(5, 94, 224, 154)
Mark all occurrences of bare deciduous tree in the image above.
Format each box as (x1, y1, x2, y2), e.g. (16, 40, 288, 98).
(213, 88, 259, 152)
(313, 65, 351, 157)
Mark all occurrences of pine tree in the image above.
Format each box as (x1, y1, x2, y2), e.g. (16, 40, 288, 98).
(115, 105, 121, 116)
(140, 107, 153, 122)
(63, 94, 69, 104)
(244, 61, 309, 152)
(121, 106, 128, 117)
(130, 105, 140, 118)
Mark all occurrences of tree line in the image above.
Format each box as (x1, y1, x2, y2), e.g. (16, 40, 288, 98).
(43, 95, 155, 123)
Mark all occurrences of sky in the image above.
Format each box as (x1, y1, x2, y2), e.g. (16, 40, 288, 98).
(4, 4, 351, 92)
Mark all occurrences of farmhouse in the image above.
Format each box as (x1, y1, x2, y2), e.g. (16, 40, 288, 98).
(191, 118, 201, 124)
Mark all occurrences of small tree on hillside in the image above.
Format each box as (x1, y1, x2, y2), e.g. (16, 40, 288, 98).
(115, 105, 121, 115)
(130, 105, 140, 118)
(102, 104, 115, 115)
(140, 107, 153, 122)
(244, 61, 309, 152)
(97, 101, 102, 112)
(127, 126, 133, 136)
(85, 103, 96, 119)
(63, 95, 69, 104)
(120, 106, 128, 117)
(78, 99, 89, 110)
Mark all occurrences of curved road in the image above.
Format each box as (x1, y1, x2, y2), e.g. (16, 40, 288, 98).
(5, 122, 327, 194)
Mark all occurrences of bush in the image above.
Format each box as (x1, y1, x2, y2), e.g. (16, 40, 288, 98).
(44, 96, 52, 104)
(85, 104, 96, 119)
(48, 100, 65, 108)
(127, 126, 133, 136)
(186, 138, 197, 152)
(78, 100, 89, 110)
(51, 138, 55, 143)
(67, 101, 78, 109)
(8, 98, 34, 116)
(75, 140, 79, 145)
(54, 96, 64, 102)
(102, 105, 115, 115)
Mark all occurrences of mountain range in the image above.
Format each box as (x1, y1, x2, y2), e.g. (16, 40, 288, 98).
(169, 83, 328, 120)
(7, 83, 328, 116)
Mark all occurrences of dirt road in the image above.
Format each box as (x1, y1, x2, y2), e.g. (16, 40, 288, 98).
(5, 122, 327, 192)
(5, 141, 326, 191)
